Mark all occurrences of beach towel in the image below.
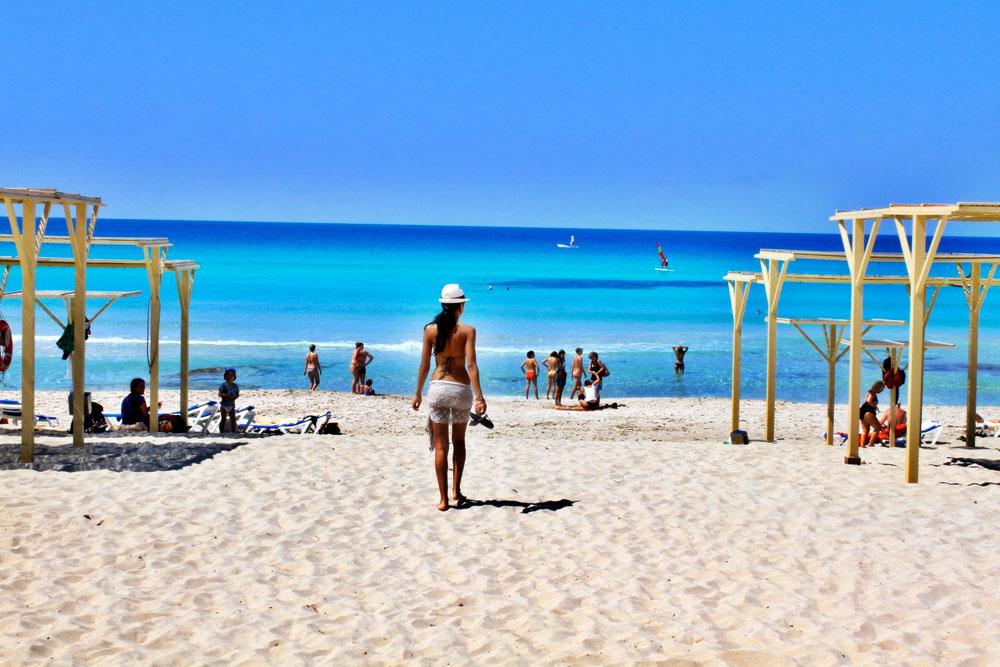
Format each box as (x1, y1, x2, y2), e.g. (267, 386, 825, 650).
(425, 380, 473, 450)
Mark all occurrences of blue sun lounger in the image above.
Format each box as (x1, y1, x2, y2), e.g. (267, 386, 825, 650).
(246, 410, 331, 435)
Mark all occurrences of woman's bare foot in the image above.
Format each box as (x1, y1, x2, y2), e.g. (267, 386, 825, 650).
(437, 500, 449, 511)
(452, 492, 467, 504)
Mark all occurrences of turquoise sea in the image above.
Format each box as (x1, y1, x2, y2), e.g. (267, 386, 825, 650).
(2, 220, 1000, 406)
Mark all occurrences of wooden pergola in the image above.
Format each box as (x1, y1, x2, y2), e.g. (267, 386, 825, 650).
(775, 317, 905, 446)
(831, 203, 1000, 481)
(1, 188, 199, 463)
(727, 203, 1000, 482)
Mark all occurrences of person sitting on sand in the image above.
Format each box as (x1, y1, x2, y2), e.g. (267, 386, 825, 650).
(363, 378, 376, 396)
(521, 351, 540, 399)
(543, 350, 559, 400)
(304, 344, 322, 391)
(879, 402, 906, 442)
(121, 377, 152, 430)
(673, 345, 688, 373)
(413, 283, 488, 511)
(579, 379, 600, 410)
(576, 380, 619, 411)
(570, 347, 584, 399)
(859, 380, 885, 448)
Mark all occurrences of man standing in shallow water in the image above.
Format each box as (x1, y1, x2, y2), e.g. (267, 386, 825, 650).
(673, 345, 688, 373)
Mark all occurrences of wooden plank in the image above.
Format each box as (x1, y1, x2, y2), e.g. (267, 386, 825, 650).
(3, 290, 141, 299)
(0, 188, 103, 205)
(0, 233, 170, 247)
(0, 256, 198, 271)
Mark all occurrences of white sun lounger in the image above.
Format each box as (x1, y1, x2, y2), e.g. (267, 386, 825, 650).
(206, 404, 255, 433)
(106, 401, 220, 432)
(0, 399, 61, 428)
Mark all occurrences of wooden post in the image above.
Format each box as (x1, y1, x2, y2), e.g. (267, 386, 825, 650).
(823, 323, 846, 447)
(840, 218, 870, 464)
(760, 258, 788, 441)
(66, 202, 90, 447)
(144, 247, 164, 433)
(958, 262, 995, 448)
(175, 268, 194, 429)
(728, 279, 751, 434)
(897, 215, 946, 482)
(6, 199, 38, 462)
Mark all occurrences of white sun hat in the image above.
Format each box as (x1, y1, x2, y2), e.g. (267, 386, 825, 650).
(439, 283, 470, 303)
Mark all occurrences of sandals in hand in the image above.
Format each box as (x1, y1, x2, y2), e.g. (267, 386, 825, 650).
(469, 412, 494, 429)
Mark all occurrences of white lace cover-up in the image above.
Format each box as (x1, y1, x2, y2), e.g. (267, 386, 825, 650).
(425, 380, 473, 450)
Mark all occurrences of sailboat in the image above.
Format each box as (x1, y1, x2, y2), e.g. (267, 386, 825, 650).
(654, 242, 673, 271)
(557, 234, 578, 248)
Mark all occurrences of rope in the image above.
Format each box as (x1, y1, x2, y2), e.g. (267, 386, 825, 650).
(146, 297, 156, 370)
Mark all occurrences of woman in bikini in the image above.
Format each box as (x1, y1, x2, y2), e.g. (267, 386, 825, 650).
(570, 347, 584, 399)
(350, 342, 374, 394)
(304, 344, 322, 391)
(543, 350, 559, 399)
(521, 351, 540, 399)
(413, 284, 487, 511)
(554, 349, 568, 406)
(859, 380, 885, 448)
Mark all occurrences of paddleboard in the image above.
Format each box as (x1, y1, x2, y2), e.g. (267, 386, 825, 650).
(654, 268, 674, 272)
(557, 244, 578, 248)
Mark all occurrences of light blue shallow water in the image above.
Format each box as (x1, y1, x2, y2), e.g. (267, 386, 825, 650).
(2, 220, 1000, 405)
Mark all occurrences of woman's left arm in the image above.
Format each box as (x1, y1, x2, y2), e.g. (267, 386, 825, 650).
(466, 327, 487, 415)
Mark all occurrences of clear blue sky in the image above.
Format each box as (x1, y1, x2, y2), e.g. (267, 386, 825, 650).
(4, 1, 1000, 233)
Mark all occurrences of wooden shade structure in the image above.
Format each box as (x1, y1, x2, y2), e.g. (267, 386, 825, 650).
(775, 317, 905, 446)
(726, 202, 1000, 483)
(829, 204, 1000, 481)
(1, 188, 199, 463)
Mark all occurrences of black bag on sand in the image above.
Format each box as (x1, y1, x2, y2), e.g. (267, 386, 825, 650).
(318, 422, 341, 435)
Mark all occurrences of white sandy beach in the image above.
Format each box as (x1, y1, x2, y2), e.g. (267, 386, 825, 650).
(2, 390, 1000, 664)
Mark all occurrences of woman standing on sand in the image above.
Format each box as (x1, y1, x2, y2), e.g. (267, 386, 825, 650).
(413, 284, 488, 511)
(859, 380, 885, 448)
(351, 342, 374, 394)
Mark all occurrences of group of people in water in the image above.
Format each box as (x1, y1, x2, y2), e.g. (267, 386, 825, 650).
(520, 349, 609, 408)
(302, 341, 377, 396)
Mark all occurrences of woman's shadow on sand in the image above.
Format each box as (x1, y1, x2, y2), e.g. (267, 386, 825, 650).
(451, 498, 576, 513)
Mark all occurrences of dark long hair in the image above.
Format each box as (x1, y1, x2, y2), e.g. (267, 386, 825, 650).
(429, 303, 462, 353)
